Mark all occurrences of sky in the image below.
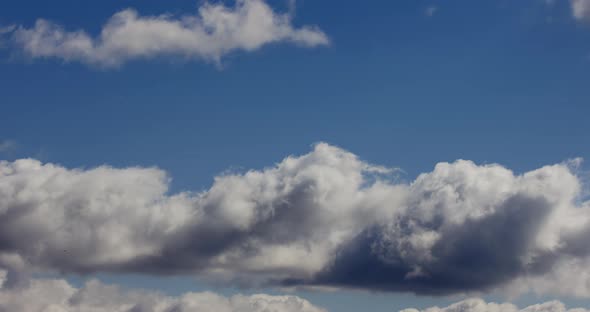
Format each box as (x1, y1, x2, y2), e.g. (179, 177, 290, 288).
(0, 0, 590, 311)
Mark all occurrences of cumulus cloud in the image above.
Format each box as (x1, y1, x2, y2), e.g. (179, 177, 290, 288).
(4, 0, 329, 67)
(0, 275, 326, 312)
(401, 298, 589, 312)
(0, 143, 590, 296)
(572, 0, 590, 21)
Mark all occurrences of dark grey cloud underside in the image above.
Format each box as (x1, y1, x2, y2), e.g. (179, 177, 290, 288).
(299, 195, 587, 294)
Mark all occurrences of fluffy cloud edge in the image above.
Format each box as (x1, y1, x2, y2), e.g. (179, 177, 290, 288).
(0, 273, 327, 312)
(1, 0, 329, 67)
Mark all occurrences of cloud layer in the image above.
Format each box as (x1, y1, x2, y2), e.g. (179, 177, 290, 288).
(0, 143, 589, 296)
(0, 274, 326, 312)
(402, 298, 589, 312)
(3, 0, 328, 67)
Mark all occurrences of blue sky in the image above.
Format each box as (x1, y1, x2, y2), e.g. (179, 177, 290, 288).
(1, 0, 590, 311)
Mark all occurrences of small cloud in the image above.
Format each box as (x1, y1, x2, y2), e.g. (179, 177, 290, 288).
(425, 5, 438, 17)
(572, 0, 590, 22)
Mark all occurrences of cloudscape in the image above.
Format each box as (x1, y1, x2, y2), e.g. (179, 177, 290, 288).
(1, 0, 590, 311)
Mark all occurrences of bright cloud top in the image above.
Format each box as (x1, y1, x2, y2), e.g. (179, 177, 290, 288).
(0, 143, 590, 296)
(0, 274, 326, 312)
(4, 0, 329, 67)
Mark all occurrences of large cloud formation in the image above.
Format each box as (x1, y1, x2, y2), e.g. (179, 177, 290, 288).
(2, 0, 328, 67)
(401, 298, 589, 312)
(0, 143, 589, 296)
(0, 274, 326, 312)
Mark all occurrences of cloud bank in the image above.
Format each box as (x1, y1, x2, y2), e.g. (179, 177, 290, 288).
(0, 143, 590, 296)
(3, 0, 328, 67)
(401, 298, 589, 312)
(0, 141, 15, 153)
(0, 275, 586, 312)
(0, 274, 326, 312)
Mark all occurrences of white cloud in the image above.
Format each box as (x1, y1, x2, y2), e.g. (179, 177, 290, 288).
(400, 298, 589, 312)
(0, 275, 326, 312)
(0, 143, 590, 296)
(572, 0, 590, 21)
(7, 0, 329, 67)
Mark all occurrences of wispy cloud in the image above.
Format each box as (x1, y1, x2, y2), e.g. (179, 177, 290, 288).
(3, 0, 329, 67)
